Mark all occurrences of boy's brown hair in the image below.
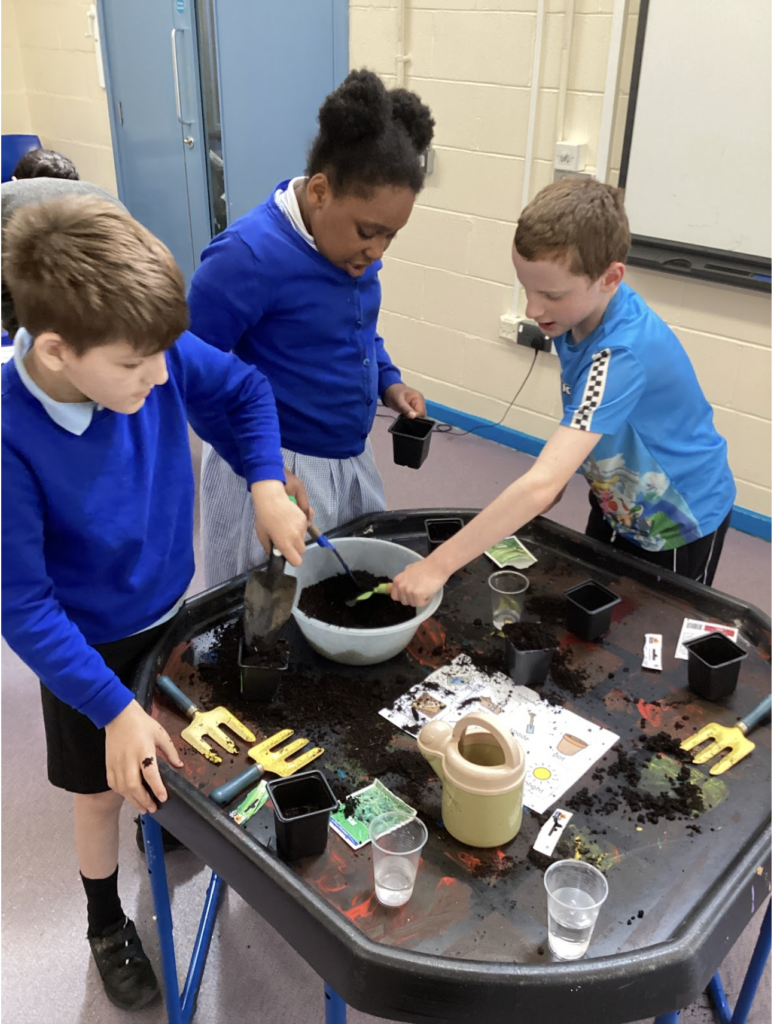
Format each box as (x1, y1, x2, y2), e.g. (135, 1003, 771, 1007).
(514, 178, 631, 280)
(2, 195, 188, 354)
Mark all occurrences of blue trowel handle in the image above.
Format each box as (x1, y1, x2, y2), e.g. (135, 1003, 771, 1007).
(307, 522, 358, 585)
(156, 675, 198, 720)
(740, 693, 772, 735)
(210, 764, 264, 806)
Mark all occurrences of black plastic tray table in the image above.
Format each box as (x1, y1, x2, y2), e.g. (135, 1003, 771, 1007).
(134, 511, 772, 1024)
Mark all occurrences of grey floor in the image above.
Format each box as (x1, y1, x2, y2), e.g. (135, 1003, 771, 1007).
(2, 414, 770, 1023)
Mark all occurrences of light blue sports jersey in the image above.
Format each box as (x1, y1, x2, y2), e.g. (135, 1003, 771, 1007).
(555, 282, 736, 552)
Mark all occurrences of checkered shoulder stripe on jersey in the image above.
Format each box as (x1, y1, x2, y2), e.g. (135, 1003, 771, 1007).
(571, 347, 612, 431)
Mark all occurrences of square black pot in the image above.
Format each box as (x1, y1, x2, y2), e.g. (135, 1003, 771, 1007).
(388, 414, 436, 469)
(685, 633, 747, 701)
(564, 580, 621, 641)
(238, 638, 288, 702)
(266, 770, 339, 861)
(425, 517, 464, 553)
(505, 640, 555, 687)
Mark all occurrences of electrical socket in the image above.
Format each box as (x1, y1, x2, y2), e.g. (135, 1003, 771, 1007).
(554, 141, 586, 171)
(516, 319, 552, 353)
(499, 312, 519, 343)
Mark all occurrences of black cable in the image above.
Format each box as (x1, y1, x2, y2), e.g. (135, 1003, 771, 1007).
(376, 345, 540, 439)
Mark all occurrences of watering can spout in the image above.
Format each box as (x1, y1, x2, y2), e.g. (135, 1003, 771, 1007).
(417, 720, 452, 781)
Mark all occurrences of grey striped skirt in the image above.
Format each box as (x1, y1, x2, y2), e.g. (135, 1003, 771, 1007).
(200, 441, 387, 588)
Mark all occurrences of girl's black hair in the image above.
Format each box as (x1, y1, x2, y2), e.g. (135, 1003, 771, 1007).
(306, 69, 435, 196)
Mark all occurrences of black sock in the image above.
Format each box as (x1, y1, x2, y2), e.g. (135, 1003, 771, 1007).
(81, 867, 124, 937)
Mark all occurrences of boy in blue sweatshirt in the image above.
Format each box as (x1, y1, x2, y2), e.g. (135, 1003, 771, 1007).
(1, 196, 309, 1011)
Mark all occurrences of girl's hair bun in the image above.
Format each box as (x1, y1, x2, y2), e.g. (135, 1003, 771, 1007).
(318, 69, 390, 145)
(389, 88, 435, 153)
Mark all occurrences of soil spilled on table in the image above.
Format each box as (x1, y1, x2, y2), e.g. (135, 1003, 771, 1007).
(297, 571, 416, 629)
(194, 619, 430, 806)
(565, 736, 705, 828)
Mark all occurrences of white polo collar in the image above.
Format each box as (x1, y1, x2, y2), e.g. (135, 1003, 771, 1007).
(14, 328, 98, 436)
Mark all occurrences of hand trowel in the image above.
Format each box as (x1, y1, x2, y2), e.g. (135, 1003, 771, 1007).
(243, 547, 297, 650)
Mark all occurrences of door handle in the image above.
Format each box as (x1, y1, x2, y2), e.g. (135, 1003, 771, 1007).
(183, 136, 194, 148)
(170, 28, 191, 125)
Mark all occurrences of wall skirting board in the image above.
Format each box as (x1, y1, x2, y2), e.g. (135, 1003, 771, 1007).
(424, 400, 772, 544)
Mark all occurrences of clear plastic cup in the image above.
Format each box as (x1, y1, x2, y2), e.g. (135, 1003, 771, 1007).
(369, 811, 428, 908)
(544, 859, 609, 960)
(488, 570, 529, 630)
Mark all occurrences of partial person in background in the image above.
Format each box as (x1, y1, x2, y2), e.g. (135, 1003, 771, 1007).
(2, 175, 123, 335)
(392, 179, 735, 606)
(12, 147, 79, 181)
(188, 69, 435, 588)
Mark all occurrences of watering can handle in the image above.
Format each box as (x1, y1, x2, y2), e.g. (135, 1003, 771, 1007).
(210, 764, 264, 806)
(452, 711, 522, 769)
(740, 693, 772, 734)
(156, 675, 198, 719)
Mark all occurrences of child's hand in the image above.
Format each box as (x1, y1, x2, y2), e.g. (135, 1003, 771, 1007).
(251, 479, 308, 566)
(383, 383, 427, 420)
(104, 700, 184, 814)
(391, 558, 448, 607)
(284, 469, 313, 521)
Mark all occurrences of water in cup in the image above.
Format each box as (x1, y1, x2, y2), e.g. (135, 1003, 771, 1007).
(547, 886, 598, 959)
(543, 859, 608, 960)
(374, 858, 417, 907)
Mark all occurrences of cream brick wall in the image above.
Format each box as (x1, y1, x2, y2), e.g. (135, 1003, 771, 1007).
(352, 0, 772, 518)
(2, 1, 32, 133)
(2, 0, 117, 193)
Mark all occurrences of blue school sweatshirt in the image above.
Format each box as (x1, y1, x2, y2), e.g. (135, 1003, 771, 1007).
(187, 180, 403, 459)
(1, 330, 285, 728)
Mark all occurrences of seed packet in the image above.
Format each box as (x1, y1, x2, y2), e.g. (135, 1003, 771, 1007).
(229, 780, 268, 826)
(330, 779, 416, 850)
(485, 536, 537, 570)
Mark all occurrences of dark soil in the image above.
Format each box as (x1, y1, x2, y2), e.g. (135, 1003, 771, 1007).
(242, 637, 289, 669)
(567, 740, 704, 827)
(192, 619, 430, 807)
(548, 646, 590, 697)
(524, 593, 566, 625)
(297, 571, 416, 629)
(502, 622, 557, 652)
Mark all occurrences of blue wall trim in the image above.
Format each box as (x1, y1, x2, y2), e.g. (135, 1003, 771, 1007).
(425, 399, 772, 543)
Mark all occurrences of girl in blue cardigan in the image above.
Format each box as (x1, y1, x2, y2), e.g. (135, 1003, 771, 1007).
(188, 69, 435, 586)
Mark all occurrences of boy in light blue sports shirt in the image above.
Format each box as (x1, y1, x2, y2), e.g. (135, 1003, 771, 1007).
(392, 178, 735, 607)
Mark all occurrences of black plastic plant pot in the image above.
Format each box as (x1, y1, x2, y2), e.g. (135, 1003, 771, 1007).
(505, 641, 555, 688)
(238, 638, 288, 702)
(388, 414, 436, 469)
(266, 770, 339, 861)
(425, 517, 464, 553)
(685, 633, 747, 701)
(564, 580, 621, 641)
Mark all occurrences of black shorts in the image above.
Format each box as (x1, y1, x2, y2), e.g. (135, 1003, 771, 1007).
(585, 491, 732, 587)
(40, 621, 169, 795)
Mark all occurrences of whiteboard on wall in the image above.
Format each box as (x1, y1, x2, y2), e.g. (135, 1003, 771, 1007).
(619, 0, 771, 290)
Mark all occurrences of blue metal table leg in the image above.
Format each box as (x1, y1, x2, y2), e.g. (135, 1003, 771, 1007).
(729, 899, 772, 1024)
(324, 982, 347, 1024)
(180, 872, 224, 1022)
(708, 972, 732, 1024)
(141, 813, 184, 1024)
(653, 1014, 680, 1024)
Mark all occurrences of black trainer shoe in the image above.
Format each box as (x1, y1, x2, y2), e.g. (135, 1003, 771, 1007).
(134, 816, 185, 854)
(88, 916, 159, 1011)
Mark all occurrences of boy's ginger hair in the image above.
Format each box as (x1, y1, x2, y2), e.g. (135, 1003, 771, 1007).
(514, 178, 631, 280)
(3, 195, 188, 354)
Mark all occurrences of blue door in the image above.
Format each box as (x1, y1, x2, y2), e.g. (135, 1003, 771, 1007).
(98, 0, 211, 281)
(212, 0, 349, 222)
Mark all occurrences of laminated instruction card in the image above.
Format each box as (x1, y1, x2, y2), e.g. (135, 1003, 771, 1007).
(379, 655, 618, 815)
